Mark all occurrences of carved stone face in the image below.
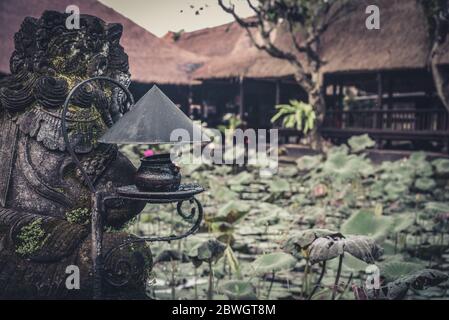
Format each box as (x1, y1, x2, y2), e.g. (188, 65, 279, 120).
(0, 11, 151, 299)
(0, 11, 143, 226)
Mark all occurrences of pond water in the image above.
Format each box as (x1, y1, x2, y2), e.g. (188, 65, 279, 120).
(122, 142, 449, 300)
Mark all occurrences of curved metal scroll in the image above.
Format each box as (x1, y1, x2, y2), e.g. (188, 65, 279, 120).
(103, 197, 203, 287)
(61, 76, 135, 193)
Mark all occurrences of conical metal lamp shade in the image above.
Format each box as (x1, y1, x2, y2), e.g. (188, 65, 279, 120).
(99, 85, 209, 144)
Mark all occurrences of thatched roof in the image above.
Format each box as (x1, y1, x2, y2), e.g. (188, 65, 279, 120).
(165, 20, 297, 80)
(167, 0, 449, 80)
(0, 0, 206, 84)
(320, 0, 449, 74)
(163, 21, 244, 58)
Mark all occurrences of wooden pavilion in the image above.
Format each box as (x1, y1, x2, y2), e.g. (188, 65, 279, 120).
(319, 0, 449, 152)
(165, 21, 306, 135)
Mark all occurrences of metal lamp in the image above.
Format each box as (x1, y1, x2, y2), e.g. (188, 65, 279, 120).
(61, 77, 208, 298)
(99, 85, 209, 192)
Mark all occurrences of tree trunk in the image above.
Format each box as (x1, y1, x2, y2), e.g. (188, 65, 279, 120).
(430, 43, 449, 112)
(295, 70, 326, 151)
(308, 83, 326, 150)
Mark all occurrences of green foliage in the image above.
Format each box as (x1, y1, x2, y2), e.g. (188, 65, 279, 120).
(392, 214, 415, 233)
(213, 201, 251, 223)
(296, 154, 322, 171)
(268, 178, 291, 193)
(126, 139, 449, 300)
(219, 280, 257, 300)
(227, 171, 253, 185)
(379, 259, 425, 283)
(425, 201, 449, 213)
(321, 147, 373, 182)
(432, 158, 449, 175)
(271, 100, 316, 134)
(370, 269, 449, 300)
(283, 228, 382, 264)
(188, 239, 227, 266)
(341, 210, 394, 241)
(172, 29, 185, 41)
(414, 177, 436, 192)
(66, 207, 91, 225)
(16, 218, 48, 256)
(251, 252, 297, 275)
(218, 113, 242, 134)
(347, 134, 375, 153)
(257, 0, 344, 28)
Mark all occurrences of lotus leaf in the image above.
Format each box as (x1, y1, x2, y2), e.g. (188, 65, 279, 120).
(296, 155, 322, 172)
(414, 177, 436, 192)
(379, 259, 425, 282)
(370, 269, 449, 300)
(278, 166, 299, 178)
(432, 158, 449, 175)
(268, 178, 290, 193)
(188, 239, 227, 267)
(347, 134, 375, 153)
(251, 252, 297, 275)
(392, 214, 415, 233)
(308, 235, 383, 264)
(214, 201, 252, 223)
(425, 202, 449, 213)
(227, 171, 254, 186)
(341, 210, 394, 241)
(219, 280, 257, 300)
(282, 229, 342, 255)
(384, 181, 409, 200)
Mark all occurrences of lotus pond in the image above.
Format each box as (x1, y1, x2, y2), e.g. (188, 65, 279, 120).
(121, 135, 449, 300)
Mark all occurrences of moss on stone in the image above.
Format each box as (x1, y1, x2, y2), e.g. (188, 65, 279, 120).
(16, 218, 48, 256)
(66, 207, 91, 225)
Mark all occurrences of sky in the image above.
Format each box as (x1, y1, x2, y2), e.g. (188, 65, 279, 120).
(98, 0, 254, 37)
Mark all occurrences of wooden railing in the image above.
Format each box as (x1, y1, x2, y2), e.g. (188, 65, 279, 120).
(323, 108, 449, 132)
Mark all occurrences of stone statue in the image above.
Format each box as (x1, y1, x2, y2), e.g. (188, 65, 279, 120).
(0, 11, 152, 299)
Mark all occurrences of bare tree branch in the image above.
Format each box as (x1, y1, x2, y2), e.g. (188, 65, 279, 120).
(218, 0, 312, 89)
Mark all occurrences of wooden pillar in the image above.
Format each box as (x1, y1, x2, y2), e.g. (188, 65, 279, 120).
(186, 85, 192, 116)
(375, 72, 383, 147)
(239, 77, 245, 120)
(275, 80, 281, 105)
(387, 76, 394, 129)
(200, 83, 206, 120)
(376, 72, 383, 128)
(332, 83, 337, 109)
(338, 84, 343, 109)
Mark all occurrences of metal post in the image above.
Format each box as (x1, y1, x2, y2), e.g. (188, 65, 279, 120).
(92, 192, 104, 299)
(60, 76, 135, 299)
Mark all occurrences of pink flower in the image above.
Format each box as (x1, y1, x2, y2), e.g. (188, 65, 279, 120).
(312, 184, 328, 198)
(144, 149, 154, 158)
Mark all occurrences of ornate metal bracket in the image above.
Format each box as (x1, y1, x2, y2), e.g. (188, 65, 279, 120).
(101, 196, 203, 288)
(60, 77, 205, 299)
